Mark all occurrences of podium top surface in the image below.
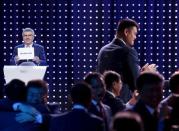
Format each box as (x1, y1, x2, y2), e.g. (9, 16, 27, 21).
(3, 65, 47, 84)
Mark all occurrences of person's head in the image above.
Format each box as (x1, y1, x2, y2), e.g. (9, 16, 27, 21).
(22, 28, 35, 45)
(111, 111, 144, 131)
(84, 72, 106, 102)
(116, 18, 139, 47)
(169, 72, 179, 94)
(71, 81, 92, 108)
(136, 72, 164, 108)
(26, 79, 48, 104)
(103, 70, 122, 96)
(5, 79, 26, 101)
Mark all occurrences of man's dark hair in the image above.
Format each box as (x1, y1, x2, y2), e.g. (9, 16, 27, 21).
(103, 70, 121, 91)
(84, 72, 105, 99)
(84, 72, 105, 89)
(111, 111, 144, 131)
(117, 18, 139, 33)
(169, 72, 179, 93)
(71, 81, 92, 107)
(5, 79, 26, 101)
(136, 72, 164, 93)
(27, 79, 48, 95)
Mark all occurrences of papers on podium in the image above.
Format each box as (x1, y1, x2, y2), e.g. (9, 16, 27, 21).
(18, 48, 34, 60)
(3, 66, 47, 84)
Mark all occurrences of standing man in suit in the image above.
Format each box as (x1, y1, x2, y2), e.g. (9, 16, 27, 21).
(97, 18, 157, 102)
(10, 28, 47, 65)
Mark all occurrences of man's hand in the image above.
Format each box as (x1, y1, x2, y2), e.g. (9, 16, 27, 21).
(33, 56, 40, 64)
(16, 112, 35, 123)
(141, 63, 158, 73)
(14, 55, 20, 64)
(18, 104, 40, 116)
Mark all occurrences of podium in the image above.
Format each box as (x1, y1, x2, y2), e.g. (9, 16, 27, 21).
(3, 65, 47, 84)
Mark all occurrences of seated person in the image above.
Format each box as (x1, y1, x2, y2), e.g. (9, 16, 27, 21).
(0, 79, 41, 131)
(102, 70, 138, 116)
(14, 80, 61, 123)
(10, 28, 47, 65)
(0, 79, 26, 111)
(50, 81, 105, 131)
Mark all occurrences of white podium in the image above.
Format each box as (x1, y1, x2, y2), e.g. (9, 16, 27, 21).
(3, 66, 47, 84)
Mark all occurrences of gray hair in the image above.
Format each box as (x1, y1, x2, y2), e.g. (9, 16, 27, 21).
(22, 28, 35, 36)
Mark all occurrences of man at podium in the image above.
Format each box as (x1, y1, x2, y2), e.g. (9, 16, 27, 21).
(10, 28, 47, 66)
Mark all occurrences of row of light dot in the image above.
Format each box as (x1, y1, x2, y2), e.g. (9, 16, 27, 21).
(3, 2, 177, 105)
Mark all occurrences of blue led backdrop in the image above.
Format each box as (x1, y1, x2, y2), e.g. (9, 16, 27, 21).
(1, 0, 179, 111)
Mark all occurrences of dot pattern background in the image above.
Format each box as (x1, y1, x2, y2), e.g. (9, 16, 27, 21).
(1, 0, 179, 111)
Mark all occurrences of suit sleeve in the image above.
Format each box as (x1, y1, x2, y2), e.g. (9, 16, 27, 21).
(38, 46, 47, 65)
(10, 47, 18, 65)
(123, 48, 140, 91)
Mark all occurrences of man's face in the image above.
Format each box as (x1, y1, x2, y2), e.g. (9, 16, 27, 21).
(27, 87, 45, 104)
(141, 83, 163, 108)
(124, 26, 138, 46)
(113, 79, 122, 96)
(22, 31, 34, 45)
(91, 78, 106, 102)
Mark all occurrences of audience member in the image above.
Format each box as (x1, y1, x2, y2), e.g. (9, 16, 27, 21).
(0, 79, 40, 131)
(50, 81, 105, 131)
(159, 72, 179, 130)
(102, 70, 138, 116)
(14, 80, 60, 131)
(131, 72, 164, 131)
(0, 79, 26, 111)
(102, 71, 125, 115)
(84, 72, 112, 131)
(111, 111, 144, 131)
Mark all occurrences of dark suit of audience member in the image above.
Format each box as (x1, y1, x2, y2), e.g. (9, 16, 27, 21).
(131, 72, 164, 131)
(84, 72, 112, 131)
(10, 28, 47, 65)
(111, 111, 144, 131)
(102, 71, 125, 116)
(50, 82, 105, 131)
(97, 18, 157, 103)
(159, 72, 179, 131)
(0, 111, 41, 131)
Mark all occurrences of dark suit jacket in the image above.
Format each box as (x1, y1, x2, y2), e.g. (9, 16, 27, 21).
(160, 94, 179, 130)
(89, 102, 112, 131)
(103, 91, 125, 116)
(0, 99, 61, 131)
(97, 38, 140, 92)
(0, 111, 42, 131)
(50, 109, 105, 131)
(10, 43, 47, 65)
(132, 100, 158, 131)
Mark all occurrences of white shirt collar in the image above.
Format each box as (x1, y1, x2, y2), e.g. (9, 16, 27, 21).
(25, 43, 33, 48)
(107, 90, 116, 97)
(145, 105, 155, 115)
(72, 104, 88, 112)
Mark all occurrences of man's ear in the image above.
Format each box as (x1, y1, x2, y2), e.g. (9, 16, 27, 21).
(124, 28, 129, 36)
